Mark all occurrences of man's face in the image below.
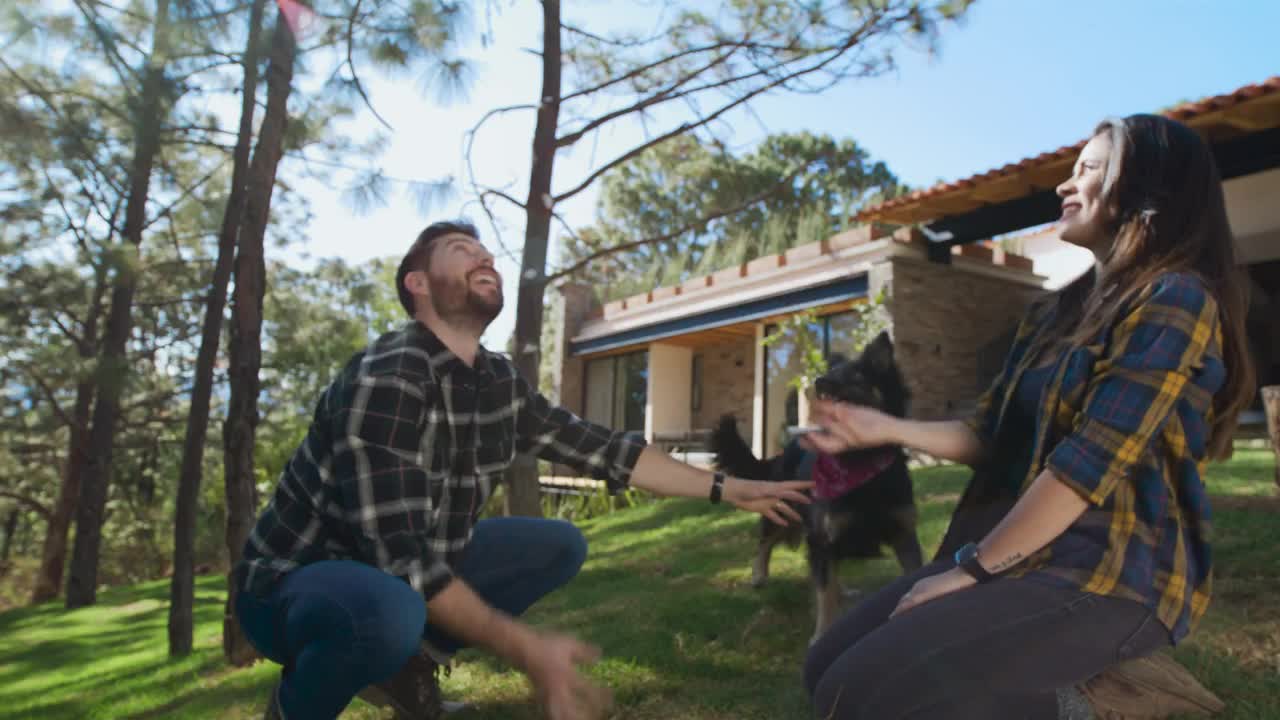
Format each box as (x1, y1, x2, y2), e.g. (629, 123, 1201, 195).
(421, 232, 503, 326)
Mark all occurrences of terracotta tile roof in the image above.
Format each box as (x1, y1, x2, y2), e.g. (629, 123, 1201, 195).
(856, 76, 1280, 225)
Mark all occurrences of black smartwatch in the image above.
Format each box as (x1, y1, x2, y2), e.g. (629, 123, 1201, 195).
(954, 542, 996, 583)
(709, 472, 725, 504)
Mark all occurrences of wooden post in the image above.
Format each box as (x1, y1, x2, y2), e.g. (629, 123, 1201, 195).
(1262, 385, 1280, 491)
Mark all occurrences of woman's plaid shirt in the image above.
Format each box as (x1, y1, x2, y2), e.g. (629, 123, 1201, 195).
(235, 321, 647, 601)
(965, 272, 1226, 643)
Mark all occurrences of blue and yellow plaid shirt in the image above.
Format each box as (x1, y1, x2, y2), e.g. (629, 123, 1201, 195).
(958, 271, 1226, 643)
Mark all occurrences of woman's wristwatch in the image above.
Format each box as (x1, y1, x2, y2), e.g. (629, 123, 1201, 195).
(954, 542, 996, 583)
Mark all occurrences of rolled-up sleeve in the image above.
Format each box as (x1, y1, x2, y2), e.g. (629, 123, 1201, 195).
(333, 372, 454, 600)
(1046, 275, 1221, 506)
(513, 375, 646, 491)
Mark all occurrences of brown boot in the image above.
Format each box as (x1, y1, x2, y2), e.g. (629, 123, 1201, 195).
(1077, 651, 1226, 719)
(357, 647, 444, 720)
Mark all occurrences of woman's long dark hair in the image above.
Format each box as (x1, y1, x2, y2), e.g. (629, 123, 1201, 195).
(1049, 114, 1254, 460)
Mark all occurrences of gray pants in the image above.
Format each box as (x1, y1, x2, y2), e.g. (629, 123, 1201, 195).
(803, 560, 1171, 719)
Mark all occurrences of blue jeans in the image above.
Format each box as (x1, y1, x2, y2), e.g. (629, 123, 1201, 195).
(235, 517, 588, 719)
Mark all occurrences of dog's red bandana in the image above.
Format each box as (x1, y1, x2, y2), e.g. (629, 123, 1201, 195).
(812, 450, 898, 500)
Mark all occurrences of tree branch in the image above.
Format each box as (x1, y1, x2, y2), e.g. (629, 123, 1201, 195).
(555, 43, 748, 149)
(546, 166, 803, 283)
(465, 188, 522, 265)
(551, 209, 584, 250)
(133, 294, 205, 308)
(0, 56, 128, 198)
(560, 39, 742, 104)
(553, 16, 883, 204)
(46, 311, 85, 348)
(71, 0, 143, 86)
(561, 21, 661, 48)
(0, 491, 52, 521)
(142, 158, 227, 230)
(480, 188, 527, 211)
(344, 0, 392, 130)
(23, 367, 77, 429)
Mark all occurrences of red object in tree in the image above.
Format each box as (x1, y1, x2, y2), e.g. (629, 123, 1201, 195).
(275, 0, 315, 38)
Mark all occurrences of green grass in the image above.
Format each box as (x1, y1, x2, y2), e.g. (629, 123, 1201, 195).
(0, 449, 1276, 719)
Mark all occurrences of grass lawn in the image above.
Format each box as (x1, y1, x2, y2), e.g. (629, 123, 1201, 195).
(0, 448, 1276, 719)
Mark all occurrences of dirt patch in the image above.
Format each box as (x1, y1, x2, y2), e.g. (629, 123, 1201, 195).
(114, 599, 162, 615)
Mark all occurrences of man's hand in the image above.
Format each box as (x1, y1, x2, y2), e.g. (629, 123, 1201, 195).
(722, 477, 812, 526)
(521, 630, 613, 720)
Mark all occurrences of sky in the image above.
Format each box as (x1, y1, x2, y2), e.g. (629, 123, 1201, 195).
(277, 0, 1280, 348)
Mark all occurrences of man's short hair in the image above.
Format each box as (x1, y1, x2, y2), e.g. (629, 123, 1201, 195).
(396, 220, 480, 316)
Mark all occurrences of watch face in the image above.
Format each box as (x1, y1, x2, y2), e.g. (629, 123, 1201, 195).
(954, 542, 977, 565)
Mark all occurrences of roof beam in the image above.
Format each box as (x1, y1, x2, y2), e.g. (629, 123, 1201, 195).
(919, 124, 1280, 262)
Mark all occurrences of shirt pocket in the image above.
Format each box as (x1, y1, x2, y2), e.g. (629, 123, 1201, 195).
(475, 436, 514, 474)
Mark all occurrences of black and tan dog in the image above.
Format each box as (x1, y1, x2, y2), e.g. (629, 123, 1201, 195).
(711, 331, 924, 644)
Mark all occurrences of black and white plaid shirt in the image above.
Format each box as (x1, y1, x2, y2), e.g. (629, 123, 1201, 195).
(235, 321, 647, 600)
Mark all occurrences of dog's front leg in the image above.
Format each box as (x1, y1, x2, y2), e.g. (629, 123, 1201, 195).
(889, 505, 925, 573)
(752, 518, 782, 588)
(808, 531, 841, 646)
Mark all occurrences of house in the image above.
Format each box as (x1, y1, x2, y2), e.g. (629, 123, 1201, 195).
(546, 75, 1280, 462)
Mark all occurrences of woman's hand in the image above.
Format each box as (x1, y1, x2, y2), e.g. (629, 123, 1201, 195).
(889, 567, 977, 619)
(722, 477, 812, 526)
(798, 398, 901, 455)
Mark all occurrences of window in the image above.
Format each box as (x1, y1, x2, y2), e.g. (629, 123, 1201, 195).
(583, 351, 648, 432)
(762, 310, 868, 454)
(762, 316, 825, 455)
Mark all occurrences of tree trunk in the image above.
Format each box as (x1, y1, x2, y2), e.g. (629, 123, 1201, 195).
(1, 508, 19, 569)
(66, 0, 173, 610)
(222, 9, 297, 667)
(168, 0, 267, 658)
(1262, 385, 1280, 490)
(32, 378, 93, 603)
(34, 267, 107, 605)
(504, 0, 562, 518)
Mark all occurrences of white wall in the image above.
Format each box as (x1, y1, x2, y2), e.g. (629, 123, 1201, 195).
(647, 343, 693, 440)
(1226, 167, 1280, 264)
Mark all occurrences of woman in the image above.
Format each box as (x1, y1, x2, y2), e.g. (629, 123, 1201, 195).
(799, 114, 1255, 720)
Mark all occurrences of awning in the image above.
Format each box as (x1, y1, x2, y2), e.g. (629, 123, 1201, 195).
(854, 76, 1280, 262)
(570, 275, 868, 356)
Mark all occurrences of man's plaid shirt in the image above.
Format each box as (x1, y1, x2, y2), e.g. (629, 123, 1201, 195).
(962, 272, 1226, 643)
(235, 321, 647, 601)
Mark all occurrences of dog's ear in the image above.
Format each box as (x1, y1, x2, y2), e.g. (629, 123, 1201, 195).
(861, 330, 894, 371)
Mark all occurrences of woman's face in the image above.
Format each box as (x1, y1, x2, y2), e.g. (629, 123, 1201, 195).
(1056, 132, 1114, 253)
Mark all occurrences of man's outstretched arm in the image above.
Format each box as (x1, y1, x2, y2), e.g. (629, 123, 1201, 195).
(512, 375, 811, 525)
(628, 446, 810, 525)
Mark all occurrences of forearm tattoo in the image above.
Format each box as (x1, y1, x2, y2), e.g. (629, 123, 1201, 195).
(987, 552, 1024, 573)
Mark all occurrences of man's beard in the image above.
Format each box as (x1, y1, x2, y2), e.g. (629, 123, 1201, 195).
(426, 270, 503, 330)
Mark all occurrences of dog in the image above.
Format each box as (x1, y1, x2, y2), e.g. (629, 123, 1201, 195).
(711, 330, 924, 644)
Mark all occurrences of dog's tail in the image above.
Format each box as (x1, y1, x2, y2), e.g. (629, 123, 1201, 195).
(710, 414, 773, 480)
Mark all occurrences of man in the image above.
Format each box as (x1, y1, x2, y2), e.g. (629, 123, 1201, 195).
(234, 221, 812, 720)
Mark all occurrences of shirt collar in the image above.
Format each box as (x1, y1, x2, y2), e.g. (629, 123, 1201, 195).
(406, 321, 496, 383)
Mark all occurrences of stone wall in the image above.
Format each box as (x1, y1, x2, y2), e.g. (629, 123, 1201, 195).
(691, 337, 756, 440)
(886, 253, 1046, 421)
